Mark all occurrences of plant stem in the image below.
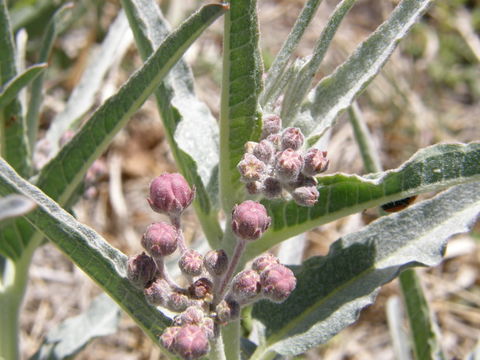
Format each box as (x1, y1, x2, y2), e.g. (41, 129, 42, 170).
(210, 332, 227, 360)
(221, 319, 241, 360)
(152, 256, 184, 292)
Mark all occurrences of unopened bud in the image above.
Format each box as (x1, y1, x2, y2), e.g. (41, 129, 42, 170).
(260, 264, 296, 303)
(144, 278, 171, 306)
(246, 181, 263, 195)
(204, 249, 228, 276)
(127, 252, 157, 289)
(253, 140, 275, 164)
(179, 250, 204, 276)
(237, 154, 266, 183)
(174, 325, 210, 360)
(266, 134, 281, 150)
(142, 222, 178, 257)
(189, 278, 213, 300)
(275, 149, 304, 183)
(160, 326, 181, 353)
(175, 306, 205, 326)
(251, 253, 279, 272)
(261, 114, 282, 139)
(168, 292, 191, 312)
(292, 186, 319, 207)
(302, 149, 329, 176)
(231, 200, 271, 241)
(262, 177, 282, 199)
(148, 173, 195, 216)
(231, 269, 261, 303)
(244, 141, 258, 154)
(281, 127, 304, 150)
(216, 299, 240, 323)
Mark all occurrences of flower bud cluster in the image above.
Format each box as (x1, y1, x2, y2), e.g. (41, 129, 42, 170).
(126, 173, 296, 359)
(237, 114, 329, 207)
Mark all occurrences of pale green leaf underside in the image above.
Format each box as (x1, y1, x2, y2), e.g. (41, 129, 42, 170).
(0, 157, 170, 344)
(296, 0, 433, 144)
(251, 181, 480, 357)
(122, 0, 223, 247)
(0, 64, 46, 109)
(0, 194, 36, 222)
(245, 142, 480, 259)
(220, 0, 264, 211)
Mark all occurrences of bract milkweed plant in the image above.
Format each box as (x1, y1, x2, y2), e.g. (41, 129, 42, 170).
(0, 0, 479, 359)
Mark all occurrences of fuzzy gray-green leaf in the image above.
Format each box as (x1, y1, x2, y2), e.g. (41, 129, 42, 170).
(0, 64, 46, 109)
(0, 194, 36, 222)
(251, 182, 480, 357)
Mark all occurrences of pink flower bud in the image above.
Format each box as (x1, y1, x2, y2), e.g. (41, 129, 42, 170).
(160, 326, 181, 353)
(302, 149, 329, 176)
(142, 222, 178, 257)
(260, 264, 296, 303)
(246, 181, 264, 195)
(231, 200, 271, 241)
(251, 253, 279, 272)
(292, 186, 319, 207)
(281, 127, 304, 150)
(204, 249, 228, 276)
(174, 325, 210, 360)
(216, 299, 240, 323)
(275, 149, 304, 183)
(266, 134, 281, 149)
(127, 252, 157, 289)
(261, 114, 282, 139)
(188, 278, 213, 300)
(144, 278, 171, 306)
(237, 153, 266, 183)
(175, 306, 205, 326)
(178, 249, 204, 276)
(244, 141, 258, 154)
(262, 177, 282, 199)
(231, 269, 261, 303)
(253, 140, 275, 164)
(167, 292, 191, 312)
(148, 173, 195, 216)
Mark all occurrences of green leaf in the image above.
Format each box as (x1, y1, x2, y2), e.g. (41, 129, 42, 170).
(219, 0, 264, 212)
(280, 0, 357, 124)
(121, 0, 223, 248)
(386, 296, 412, 360)
(0, 193, 36, 222)
(245, 142, 480, 259)
(0, 0, 30, 177)
(0, 63, 46, 109)
(35, 3, 226, 206)
(26, 2, 74, 153)
(260, 0, 323, 108)
(30, 294, 121, 360)
(295, 0, 433, 145)
(0, 157, 171, 344)
(250, 181, 480, 358)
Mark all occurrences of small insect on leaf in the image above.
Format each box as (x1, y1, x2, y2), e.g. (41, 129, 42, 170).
(381, 196, 417, 213)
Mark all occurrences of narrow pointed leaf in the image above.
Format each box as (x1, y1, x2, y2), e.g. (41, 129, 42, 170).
(245, 142, 480, 259)
(295, 0, 433, 145)
(0, 64, 47, 109)
(122, 0, 223, 248)
(251, 182, 480, 357)
(219, 0, 264, 211)
(0, 157, 170, 344)
(260, 0, 323, 107)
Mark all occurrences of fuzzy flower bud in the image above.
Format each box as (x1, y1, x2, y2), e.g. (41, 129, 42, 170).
(262, 177, 283, 199)
(253, 140, 275, 164)
(178, 249, 204, 277)
(127, 252, 157, 289)
(261, 114, 282, 139)
(281, 127, 304, 150)
(204, 249, 228, 276)
(175, 306, 205, 326)
(237, 154, 266, 183)
(167, 292, 191, 312)
(174, 325, 210, 360)
(141, 222, 178, 257)
(160, 326, 181, 353)
(189, 278, 213, 300)
(231, 200, 271, 241)
(292, 186, 319, 207)
(251, 253, 279, 272)
(148, 173, 195, 216)
(266, 134, 281, 150)
(246, 181, 264, 195)
(260, 264, 296, 303)
(216, 299, 240, 323)
(302, 149, 329, 176)
(275, 149, 304, 183)
(144, 278, 171, 306)
(231, 269, 261, 303)
(244, 141, 258, 154)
